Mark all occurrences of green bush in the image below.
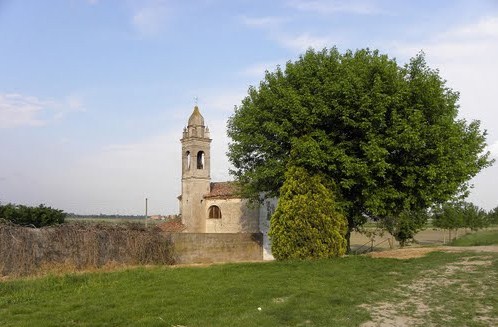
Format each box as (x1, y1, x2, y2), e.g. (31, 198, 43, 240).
(381, 210, 428, 247)
(269, 166, 347, 260)
(0, 203, 65, 227)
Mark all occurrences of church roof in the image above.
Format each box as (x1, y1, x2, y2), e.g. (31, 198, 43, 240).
(205, 181, 241, 199)
(157, 219, 186, 232)
(188, 105, 205, 127)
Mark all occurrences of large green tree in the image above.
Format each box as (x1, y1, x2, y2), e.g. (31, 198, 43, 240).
(269, 165, 347, 260)
(227, 47, 492, 250)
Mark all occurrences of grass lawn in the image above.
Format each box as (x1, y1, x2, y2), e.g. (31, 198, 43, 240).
(450, 229, 498, 246)
(1, 251, 497, 326)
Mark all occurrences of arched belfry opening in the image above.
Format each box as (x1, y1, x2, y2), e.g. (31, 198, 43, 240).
(186, 151, 191, 170)
(197, 151, 205, 169)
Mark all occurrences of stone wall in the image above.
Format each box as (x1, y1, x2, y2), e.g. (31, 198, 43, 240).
(0, 223, 175, 277)
(205, 198, 259, 233)
(170, 232, 263, 264)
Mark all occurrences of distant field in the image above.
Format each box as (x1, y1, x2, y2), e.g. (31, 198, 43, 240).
(351, 226, 498, 253)
(1, 250, 497, 326)
(450, 229, 498, 246)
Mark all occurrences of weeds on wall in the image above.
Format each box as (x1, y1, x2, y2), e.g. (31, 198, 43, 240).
(0, 221, 175, 277)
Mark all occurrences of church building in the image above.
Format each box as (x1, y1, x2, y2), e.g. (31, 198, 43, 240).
(178, 106, 264, 234)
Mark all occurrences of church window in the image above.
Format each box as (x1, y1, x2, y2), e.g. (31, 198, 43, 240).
(197, 151, 205, 169)
(208, 205, 222, 219)
(186, 151, 191, 170)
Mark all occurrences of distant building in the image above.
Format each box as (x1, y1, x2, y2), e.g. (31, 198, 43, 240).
(178, 106, 275, 259)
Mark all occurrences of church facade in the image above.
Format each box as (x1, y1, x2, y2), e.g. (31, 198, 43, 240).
(178, 106, 269, 233)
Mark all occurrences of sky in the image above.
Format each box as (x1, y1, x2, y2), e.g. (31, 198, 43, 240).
(1, 0, 497, 215)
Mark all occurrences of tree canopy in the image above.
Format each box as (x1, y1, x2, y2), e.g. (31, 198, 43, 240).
(227, 47, 492, 244)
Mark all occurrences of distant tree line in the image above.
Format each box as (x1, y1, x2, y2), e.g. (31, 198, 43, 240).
(67, 213, 145, 219)
(0, 203, 65, 227)
(433, 202, 497, 241)
(381, 202, 498, 246)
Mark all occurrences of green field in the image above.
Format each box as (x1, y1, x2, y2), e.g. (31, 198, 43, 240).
(1, 250, 497, 327)
(450, 229, 498, 246)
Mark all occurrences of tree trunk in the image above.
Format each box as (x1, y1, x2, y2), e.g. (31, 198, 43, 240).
(346, 228, 351, 254)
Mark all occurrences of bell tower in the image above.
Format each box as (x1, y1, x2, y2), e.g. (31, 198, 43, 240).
(180, 106, 211, 232)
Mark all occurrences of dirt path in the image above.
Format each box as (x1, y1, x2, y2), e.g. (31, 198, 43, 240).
(368, 245, 498, 259)
(360, 246, 498, 327)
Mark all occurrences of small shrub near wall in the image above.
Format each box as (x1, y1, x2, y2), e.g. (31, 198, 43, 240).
(0, 203, 65, 227)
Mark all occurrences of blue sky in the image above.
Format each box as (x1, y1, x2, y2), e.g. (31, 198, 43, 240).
(1, 0, 497, 215)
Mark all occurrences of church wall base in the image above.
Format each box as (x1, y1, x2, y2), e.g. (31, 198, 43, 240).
(169, 232, 263, 264)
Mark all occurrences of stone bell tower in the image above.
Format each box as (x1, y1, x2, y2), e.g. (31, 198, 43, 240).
(180, 106, 211, 232)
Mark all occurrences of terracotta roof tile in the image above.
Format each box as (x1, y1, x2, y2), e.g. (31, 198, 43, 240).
(205, 181, 241, 198)
(157, 220, 186, 232)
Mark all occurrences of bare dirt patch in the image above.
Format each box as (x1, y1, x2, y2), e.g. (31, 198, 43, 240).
(368, 245, 498, 259)
(359, 251, 498, 327)
(368, 247, 438, 259)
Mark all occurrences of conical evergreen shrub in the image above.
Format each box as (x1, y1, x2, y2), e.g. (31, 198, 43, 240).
(269, 166, 347, 260)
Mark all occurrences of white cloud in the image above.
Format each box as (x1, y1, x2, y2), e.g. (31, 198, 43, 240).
(240, 60, 285, 78)
(288, 0, 383, 15)
(131, 1, 169, 36)
(0, 94, 47, 128)
(277, 33, 334, 52)
(240, 15, 334, 52)
(440, 16, 498, 40)
(0, 93, 85, 128)
(239, 16, 288, 29)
